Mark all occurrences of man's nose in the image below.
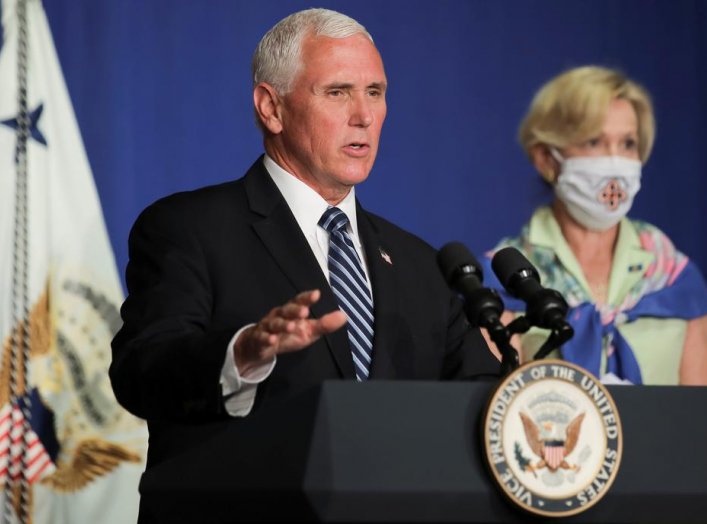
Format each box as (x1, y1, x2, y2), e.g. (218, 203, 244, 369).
(349, 95, 373, 127)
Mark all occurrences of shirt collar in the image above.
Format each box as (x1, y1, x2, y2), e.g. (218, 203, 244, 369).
(528, 206, 640, 253)
(263, 154, 359, 237)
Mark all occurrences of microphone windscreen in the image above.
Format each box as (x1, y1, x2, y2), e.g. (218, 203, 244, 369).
(491, 246, 540, 288)
(437, 242, 484, 285)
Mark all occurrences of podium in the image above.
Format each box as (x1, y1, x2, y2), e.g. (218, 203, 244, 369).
(139, 381, 707, 522)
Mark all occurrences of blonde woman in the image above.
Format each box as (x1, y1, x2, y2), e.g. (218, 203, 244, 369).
(484, 66, 707, 385)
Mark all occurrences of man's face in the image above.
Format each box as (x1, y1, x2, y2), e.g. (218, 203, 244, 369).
(273, 33, 387, 203)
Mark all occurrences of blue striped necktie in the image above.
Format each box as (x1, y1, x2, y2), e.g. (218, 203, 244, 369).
(319, 207, 374, 381)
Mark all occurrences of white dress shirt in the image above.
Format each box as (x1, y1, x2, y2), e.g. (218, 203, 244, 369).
(219, 155, 370, 416)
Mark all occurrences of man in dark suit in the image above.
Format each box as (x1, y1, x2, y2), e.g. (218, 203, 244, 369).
(110, 7, 499, 474)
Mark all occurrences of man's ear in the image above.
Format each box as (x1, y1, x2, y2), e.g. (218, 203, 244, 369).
(253, 82, 283, 134)
(530, 144, 560, 184)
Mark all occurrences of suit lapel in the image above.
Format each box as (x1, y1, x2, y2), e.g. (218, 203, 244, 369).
(357, 204, 400, 379)
(244, 159, 355, 378)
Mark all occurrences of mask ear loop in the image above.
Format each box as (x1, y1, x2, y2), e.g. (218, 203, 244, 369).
(541, 147, 564, 184)
(549, 147, 565, 163)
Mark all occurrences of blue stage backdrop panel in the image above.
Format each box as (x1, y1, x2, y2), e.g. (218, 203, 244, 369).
(43, 0, 707, 290)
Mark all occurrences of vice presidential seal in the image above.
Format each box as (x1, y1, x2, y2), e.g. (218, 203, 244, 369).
(483, 359, 622, 517)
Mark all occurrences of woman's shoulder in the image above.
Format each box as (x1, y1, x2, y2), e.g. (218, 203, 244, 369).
(624, 217, 707, 301)
(628, 218, 678, 255)
(626, 217, 689, 279)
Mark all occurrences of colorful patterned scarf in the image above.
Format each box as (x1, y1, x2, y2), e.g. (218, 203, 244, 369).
(483, 217, 707, 384)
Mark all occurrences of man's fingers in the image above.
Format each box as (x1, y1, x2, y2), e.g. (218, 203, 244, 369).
(261, 316, 295, 334)
(314, 309, 348, 335)
(278, 289, 321, 319)
(293, 289, 321, 306)
(268, 289, 321, 320)
(278, 302, 310, 320)
(241, 292, 345, 365)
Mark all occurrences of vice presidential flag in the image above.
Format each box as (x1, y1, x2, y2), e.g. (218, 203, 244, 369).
(0, 0, 147, 522)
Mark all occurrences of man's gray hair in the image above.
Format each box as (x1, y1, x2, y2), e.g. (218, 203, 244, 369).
(252, 8, 373, 95)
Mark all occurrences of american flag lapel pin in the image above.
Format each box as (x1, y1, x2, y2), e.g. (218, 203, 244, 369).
(379, 247, 392, 265)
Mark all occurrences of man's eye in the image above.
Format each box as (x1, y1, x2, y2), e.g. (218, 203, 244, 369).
(367, 89, 381, 97)
(328, 90, 343, 97)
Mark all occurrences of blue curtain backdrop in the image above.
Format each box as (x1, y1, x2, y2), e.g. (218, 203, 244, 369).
(43, 0, 707, 289)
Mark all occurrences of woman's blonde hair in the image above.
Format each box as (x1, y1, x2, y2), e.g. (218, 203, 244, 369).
(518, 66, 656, 167)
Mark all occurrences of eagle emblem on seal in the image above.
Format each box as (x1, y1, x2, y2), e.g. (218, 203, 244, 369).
(519, 411, 585, 474)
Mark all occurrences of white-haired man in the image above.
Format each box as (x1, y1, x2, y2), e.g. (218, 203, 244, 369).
(110, 7, 499, 504)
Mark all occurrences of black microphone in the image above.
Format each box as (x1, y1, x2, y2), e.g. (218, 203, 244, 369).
(436, 242, 505, 330)
(438, 242, 520, 374)
(491, 246, 570, 331)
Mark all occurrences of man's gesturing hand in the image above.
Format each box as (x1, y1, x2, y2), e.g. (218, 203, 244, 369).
(233, 289, 347, 375)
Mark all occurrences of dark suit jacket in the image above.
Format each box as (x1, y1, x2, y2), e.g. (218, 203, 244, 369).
(110, 157, 499, 468)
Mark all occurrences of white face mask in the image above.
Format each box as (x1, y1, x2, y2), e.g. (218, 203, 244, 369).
(552, 151, 642, 231)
